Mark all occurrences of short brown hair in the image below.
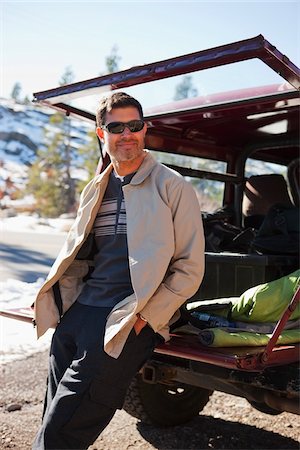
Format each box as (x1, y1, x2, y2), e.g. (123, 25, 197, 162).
(96, 92, 144, 127)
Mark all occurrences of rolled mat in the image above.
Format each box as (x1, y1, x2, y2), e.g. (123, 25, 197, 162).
(198, 328, 300, 347)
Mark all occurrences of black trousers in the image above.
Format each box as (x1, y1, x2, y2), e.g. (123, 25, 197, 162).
(32, 302, 158, 450)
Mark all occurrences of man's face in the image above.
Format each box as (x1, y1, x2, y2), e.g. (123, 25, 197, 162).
(96, 106, 147, 165)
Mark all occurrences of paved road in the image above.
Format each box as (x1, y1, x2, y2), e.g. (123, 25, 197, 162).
(0, 230, 66, 282)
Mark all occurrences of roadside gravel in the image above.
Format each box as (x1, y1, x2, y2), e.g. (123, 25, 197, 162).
(1, 351, 299, 449)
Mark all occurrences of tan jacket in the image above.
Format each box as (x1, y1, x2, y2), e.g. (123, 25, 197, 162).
(34, 152, 205, 358)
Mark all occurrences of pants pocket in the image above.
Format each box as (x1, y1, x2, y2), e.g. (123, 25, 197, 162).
(61, 377, 122, 448)
(89, 376, 127, 410)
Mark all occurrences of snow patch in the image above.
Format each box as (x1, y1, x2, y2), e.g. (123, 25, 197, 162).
(1, 214, 72, 233)
(0, 278, 53, 365)
(0, 214, 70, 364)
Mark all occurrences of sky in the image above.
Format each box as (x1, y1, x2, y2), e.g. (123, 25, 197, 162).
(1, 1, 300, 111)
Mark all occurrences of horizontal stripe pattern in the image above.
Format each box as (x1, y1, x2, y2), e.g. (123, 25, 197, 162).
(93, 198, 126, 236)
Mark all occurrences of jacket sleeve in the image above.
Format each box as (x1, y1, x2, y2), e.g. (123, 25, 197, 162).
(139, 178, 205, 332)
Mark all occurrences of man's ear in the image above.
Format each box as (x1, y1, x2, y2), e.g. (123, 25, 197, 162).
(96, 127, 104, 141)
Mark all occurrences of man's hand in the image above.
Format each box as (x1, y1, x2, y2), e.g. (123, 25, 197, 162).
(134, 314, 148, 335)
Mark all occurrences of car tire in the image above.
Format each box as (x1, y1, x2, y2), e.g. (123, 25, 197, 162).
(249, 400, 282, 415)
(123, 373, 213, 426)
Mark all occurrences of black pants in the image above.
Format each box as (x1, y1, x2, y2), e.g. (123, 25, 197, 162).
(32, 302, 158, 450)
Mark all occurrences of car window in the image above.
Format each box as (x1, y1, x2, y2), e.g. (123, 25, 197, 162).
(245, 158, 292, 202)
(245, 158, 287, 178)
(150, 150, 226, 212)
(187, 177, 224, 212)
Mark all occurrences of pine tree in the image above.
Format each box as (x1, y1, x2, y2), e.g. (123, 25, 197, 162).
(77, 130, 101, 193)
(59, 66, 75, 86)
(27, 67, 77, 217)
(23, 95, 31, 105)
(11, 82, 22, 102)
(105, 45, 121, 74)
(26, 114, 74, 217)
(56, 66, 76, 212)
(174, 75, 198, 100)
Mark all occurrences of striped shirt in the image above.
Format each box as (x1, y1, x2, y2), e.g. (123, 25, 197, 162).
(77, 171, 134, 307)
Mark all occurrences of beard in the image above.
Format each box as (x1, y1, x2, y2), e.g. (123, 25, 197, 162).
(110, 139, 145, 163)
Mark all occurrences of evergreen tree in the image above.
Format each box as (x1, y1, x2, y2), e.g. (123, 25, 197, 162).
(105, 45, 121, 74)
(59, 66, 75, 86)
(26, 114, 75, 217)
(11, 82, 22, 102)
(23, 95, 32, 105)
(77, 130, 101, 193)
(57, 66, 76, 211)
(174, 75, 198, 100)
(27, 67, 77, 217)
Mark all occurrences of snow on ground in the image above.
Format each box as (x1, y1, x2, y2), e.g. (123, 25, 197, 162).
(1, 213, 72, 234)
(0, 278, 54, 365)
(0, 214, 72, 364)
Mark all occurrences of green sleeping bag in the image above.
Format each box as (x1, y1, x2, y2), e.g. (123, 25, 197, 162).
(198, 328, 300, 347)
(230, 269, 300, 322)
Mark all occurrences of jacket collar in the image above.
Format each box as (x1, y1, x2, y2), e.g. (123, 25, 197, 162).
(94, 163, 113, 184)
(130, 151, 157, 185)
(95, 151, 157, 186)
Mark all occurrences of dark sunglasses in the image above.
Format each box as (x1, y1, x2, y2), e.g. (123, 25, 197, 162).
(102, 119, 145, 134)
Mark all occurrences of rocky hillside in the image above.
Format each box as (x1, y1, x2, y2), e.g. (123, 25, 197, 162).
(0, 98, 93, 210)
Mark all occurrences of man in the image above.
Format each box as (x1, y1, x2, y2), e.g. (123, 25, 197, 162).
(33, 92, 205, 449)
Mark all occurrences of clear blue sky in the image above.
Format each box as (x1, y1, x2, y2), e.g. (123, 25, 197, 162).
(1, 1, 299, 110)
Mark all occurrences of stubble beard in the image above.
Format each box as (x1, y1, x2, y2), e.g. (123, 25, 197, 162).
(112, 140, 144, 163)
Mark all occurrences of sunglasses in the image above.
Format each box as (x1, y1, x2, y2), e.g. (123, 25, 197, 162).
(102, 120, 145, 134)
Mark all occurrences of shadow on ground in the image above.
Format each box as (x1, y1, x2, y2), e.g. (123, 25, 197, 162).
(137, 415, 298, 449)
(0, 243, 54, 282)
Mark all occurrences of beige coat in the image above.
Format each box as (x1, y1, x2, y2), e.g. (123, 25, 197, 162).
(34, 152, 205, 358)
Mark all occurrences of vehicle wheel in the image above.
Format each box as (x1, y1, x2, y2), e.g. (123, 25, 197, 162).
(249, 401, 282, 415)
(123, 374, 213, 426)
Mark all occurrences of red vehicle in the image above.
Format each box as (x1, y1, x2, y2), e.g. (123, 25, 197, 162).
(1, 35, 299, 424)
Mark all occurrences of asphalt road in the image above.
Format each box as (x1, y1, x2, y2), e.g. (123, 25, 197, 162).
(0, 230, 66, 282)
